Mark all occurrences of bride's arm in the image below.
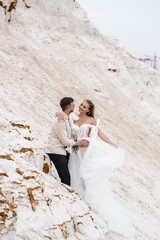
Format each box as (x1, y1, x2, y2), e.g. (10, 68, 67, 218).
(98, 129, 118, 148)
(56, 112, 65, 121)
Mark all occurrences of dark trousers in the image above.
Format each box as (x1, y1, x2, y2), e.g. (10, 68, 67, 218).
(48, 153, 70, 186)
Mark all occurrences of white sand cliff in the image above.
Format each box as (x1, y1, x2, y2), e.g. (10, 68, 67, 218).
(0, 0, 160, 239)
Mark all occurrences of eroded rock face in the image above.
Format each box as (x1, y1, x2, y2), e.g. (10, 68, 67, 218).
(0, 156, 109, 240)
(0, 0, 96, 35)
(0, 0, 160, 239)
(0, 108, 58, 178)
(0, 0, 31, 23)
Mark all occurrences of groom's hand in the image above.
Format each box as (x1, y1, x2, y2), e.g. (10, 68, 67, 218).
(78, 140, 89, 147)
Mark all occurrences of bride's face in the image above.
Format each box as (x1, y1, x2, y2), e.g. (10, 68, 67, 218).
(79, 101, 90, 115)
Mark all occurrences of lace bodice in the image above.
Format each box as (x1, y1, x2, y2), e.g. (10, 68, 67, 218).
(69, 112, 100, 141)
(71, 123, 97, 140)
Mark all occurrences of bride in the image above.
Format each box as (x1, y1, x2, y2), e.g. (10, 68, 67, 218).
(58, 99, 133, 237)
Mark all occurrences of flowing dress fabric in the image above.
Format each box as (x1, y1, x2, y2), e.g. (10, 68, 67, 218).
(68, 117, 134, 237)
(68, 123, 90, 197)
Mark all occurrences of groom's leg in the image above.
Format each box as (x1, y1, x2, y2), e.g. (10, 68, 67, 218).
(66, 153, 70, 164)
(48, 154, 70, 186)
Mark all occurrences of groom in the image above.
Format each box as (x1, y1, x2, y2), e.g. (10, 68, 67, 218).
(46, 97, 88, 186)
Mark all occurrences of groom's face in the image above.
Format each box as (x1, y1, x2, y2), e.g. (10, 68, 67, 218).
(68, 101, 75, 113)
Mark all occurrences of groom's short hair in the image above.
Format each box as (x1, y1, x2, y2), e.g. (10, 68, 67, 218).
(60, 97, 74, 111)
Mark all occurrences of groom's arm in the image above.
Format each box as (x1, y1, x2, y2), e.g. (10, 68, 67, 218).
(54, 121, 75, 147)
(54, 121, 89, 148)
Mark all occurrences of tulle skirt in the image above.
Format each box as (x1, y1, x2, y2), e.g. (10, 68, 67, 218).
(69, 138, 134, 237)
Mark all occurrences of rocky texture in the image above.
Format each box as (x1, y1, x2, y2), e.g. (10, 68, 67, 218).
(0, 108, 57, 176)
(0, 109, 109, 240)
(0, 0, 160, 239)
(0, 156, 109, 240)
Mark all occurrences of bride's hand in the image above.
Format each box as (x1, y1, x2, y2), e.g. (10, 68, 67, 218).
(56, 112, 65, 122)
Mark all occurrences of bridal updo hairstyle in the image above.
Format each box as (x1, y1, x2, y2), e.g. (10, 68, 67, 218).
(85, 99, 95, 118)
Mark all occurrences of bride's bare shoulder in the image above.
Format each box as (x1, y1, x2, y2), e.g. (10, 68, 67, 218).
(89, 117, 97, 126)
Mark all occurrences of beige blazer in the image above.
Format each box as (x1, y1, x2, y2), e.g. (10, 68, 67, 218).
(46, 112, 75, 155)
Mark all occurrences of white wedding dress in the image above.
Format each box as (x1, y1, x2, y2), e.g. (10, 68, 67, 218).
(68, 113, 134, 237)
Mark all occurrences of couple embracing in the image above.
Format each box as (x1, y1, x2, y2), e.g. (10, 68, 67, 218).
(46, 97, 134, 237)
